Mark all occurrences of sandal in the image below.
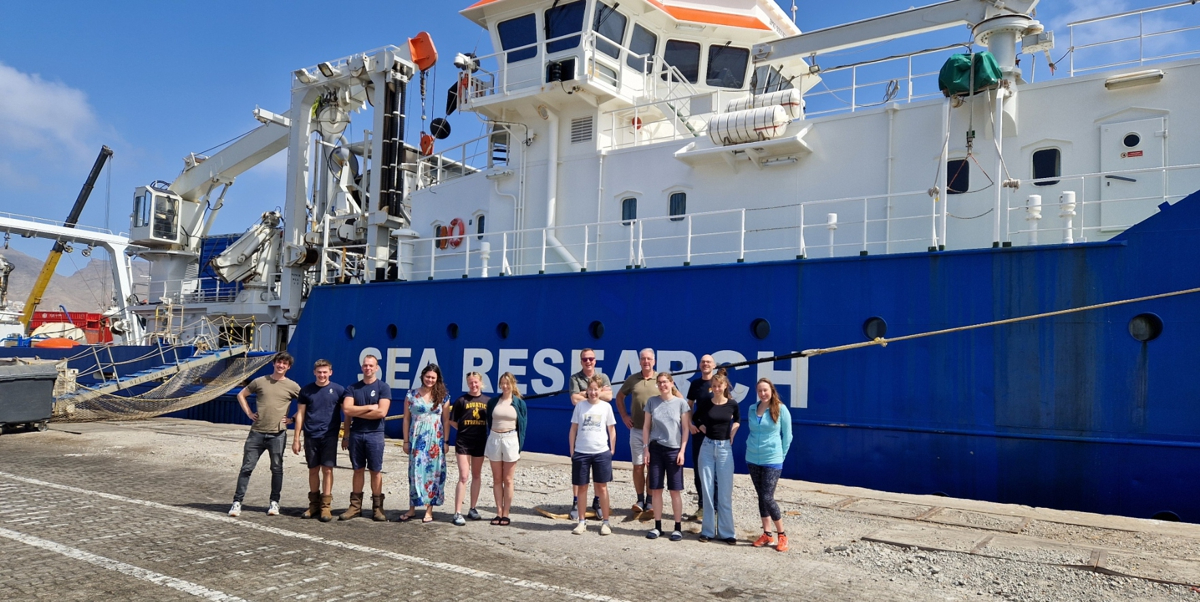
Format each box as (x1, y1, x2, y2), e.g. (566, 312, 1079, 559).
(422, 514, 434, 523)
(490, 516, 502, 526)
(396, 513, 415, 523)
(498, 517, 511, 526)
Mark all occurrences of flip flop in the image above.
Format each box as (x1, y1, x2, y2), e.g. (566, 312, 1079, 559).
(422, 515, 434, 523)
(397, 513, 415, 523)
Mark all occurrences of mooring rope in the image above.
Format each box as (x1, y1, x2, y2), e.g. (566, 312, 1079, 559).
(522, 285, 1200, 400)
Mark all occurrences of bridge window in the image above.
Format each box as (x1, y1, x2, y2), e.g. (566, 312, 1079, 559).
(706, 45, 749, 89)
(134, 193, 150, 228)
(1032, 148, 1061, 186)
(947, 159, 969, 195)
(498, 14, 537, 63)
(753, 64, 793, 94)
(669, 192, 686, 221)
(593, 3, 627, 59)
(545, 0, 586, 53)
(663, 40, 701, 83)
(627, 24, 657, 73)
(621, 197, 637, 225)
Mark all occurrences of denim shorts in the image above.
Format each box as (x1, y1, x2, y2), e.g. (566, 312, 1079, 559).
(303, 433, 339, 469)
(647, 441, 684, 491)
(571, 450, 613, 486)
(347, 431, 384, 472)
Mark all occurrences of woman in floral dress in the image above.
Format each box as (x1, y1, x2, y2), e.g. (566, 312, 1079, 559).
(399, 364, 450, 523)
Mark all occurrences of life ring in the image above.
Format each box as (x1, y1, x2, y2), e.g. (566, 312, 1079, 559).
(447, 218, 466, 248)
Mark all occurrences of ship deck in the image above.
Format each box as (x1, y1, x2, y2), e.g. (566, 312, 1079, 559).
(0, 418, 1196, 601)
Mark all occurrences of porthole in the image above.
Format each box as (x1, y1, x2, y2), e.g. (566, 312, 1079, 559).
(446, 323, 459, 339)
(1128, 313, 1162, 342)
(496, 322, 510, 339)
(589, 320, 604, 339)
(863, 317, 888, 340)
(1123, 133, 1141, 148)
(386, 324, 398, 340)
(751, 318, 770, 340)
(345, 325, 356, 340)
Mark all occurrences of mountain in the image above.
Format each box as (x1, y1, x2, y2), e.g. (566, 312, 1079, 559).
(1, 247, 149, 315)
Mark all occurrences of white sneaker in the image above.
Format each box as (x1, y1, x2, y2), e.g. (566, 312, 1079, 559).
(572, 521, 587, 535)
(267, 501, 280, 516)
(599, 522, 612, 536)
(228, 502, 242, 517)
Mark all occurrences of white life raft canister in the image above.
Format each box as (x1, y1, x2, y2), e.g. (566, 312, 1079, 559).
(725, 89, 802, 120)
(707, 105, 790, 146)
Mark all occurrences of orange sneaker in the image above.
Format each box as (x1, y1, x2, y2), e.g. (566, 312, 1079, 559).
(752, 532, 775, 548)
(776, 533, 789, 552)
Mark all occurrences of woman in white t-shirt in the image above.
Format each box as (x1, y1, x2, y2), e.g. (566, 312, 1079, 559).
(568, 375, 617, 535)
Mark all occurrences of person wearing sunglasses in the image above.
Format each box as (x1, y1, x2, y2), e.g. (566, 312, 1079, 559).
(568, 348, 611, 517)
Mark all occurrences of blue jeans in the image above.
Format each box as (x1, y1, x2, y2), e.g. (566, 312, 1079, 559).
(698, 438, 735, 539)
(233, 430, 287, 503)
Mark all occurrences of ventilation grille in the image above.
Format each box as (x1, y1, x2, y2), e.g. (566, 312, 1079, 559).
(570, 117, 594, 144)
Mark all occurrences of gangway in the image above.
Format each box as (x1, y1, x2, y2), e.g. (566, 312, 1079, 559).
(57, 345, 249, 405)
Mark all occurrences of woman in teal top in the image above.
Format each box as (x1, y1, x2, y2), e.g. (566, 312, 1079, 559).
(745, 378, 793, 552)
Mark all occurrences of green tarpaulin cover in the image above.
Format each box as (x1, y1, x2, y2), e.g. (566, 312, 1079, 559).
(938, 52, 1003, 96)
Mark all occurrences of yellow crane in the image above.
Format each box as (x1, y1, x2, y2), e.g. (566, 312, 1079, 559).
(19, 146, 114, 330)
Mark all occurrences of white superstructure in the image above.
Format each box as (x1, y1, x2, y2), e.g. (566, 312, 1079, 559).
(124, 0, 1200, 348)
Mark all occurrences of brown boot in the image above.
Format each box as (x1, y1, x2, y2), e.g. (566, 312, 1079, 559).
(301, 492, 320, 519)
(318, 495, 333, 522)
(371, 494, 387, 522)
(339, 492, 363, 521)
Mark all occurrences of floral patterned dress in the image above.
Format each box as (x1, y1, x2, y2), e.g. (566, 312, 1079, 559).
(407, 390, 448, 507)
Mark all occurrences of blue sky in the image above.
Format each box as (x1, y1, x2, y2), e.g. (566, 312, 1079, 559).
(0, 0, 1176, 274)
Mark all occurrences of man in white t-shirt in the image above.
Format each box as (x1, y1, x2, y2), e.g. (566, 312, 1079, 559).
(568, 375, 617, 535)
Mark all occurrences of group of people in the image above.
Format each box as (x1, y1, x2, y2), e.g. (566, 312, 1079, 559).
(228, 348, 793, 550)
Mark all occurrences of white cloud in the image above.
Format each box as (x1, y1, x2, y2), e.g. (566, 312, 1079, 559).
(0, 62, 98, 157)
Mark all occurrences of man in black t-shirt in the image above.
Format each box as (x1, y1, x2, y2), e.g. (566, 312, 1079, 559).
(686, 354, 716, 521)
(448, 372, 491, 525)
(292, 359, 345, 522)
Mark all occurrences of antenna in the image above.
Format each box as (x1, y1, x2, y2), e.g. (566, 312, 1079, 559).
(791, 0, 797, 24)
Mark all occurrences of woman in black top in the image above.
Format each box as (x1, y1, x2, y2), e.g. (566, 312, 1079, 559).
(695, 372, 740, 543)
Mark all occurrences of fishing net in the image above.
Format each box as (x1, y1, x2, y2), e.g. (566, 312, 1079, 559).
(52, 354, 273, 423)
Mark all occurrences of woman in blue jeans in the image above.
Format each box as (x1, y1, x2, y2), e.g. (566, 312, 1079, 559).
(745, 378, 793, 552)
(695, 371, 740, 544)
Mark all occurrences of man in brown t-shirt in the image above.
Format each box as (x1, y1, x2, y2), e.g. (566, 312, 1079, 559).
(616, 348, 658, 513)
(229, 352, 301, 517)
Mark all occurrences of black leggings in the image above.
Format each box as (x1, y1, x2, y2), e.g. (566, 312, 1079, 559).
(747, 463, 782, 521)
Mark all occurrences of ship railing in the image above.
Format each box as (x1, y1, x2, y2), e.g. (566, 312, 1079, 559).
(803, 43, 969, 118)
(409, 188, 941, 279)
(415, 126, 513, 189)
(460, 31, 606, 101)
(131, 277, 243, 304)
(1003, 162, 1200, 245)
(1067, 1, 1200, 77)
(0, 210, 129, 238)
(600, 88, 751, 150)
(313, 225, 406, 284)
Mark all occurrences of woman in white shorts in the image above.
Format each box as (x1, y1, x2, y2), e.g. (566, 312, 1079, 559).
(485, 372, 527, 525)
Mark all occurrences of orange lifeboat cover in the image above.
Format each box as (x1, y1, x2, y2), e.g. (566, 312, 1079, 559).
(32, 337, 80, 349)
(409, 32, 438, 72)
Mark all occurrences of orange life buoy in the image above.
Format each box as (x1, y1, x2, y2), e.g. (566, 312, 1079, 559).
(447, 218, 466, 248)
(420, 132, 435, 156)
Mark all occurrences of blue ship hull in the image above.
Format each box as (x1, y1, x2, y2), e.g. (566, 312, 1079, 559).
(286, 192, 1200, 522)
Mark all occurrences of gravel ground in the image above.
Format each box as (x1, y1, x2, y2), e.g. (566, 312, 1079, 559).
(20, 419, 1200, 601)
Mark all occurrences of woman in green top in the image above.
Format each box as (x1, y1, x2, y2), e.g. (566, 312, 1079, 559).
(744, 378, 793, 552)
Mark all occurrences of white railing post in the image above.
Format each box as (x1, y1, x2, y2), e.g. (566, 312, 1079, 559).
(627, 222, 634, 269)
(685, 214, 692, 266)
(1069, 25, 1076, 77)
(463, 232, 471, 278)
(827, 213, 838, 258)
(429, 236, 437, 280)
(1026, 194, 1042, 246)
(582, 224, 589, 272)
(798, 204, 806, 259)
(851, 66, 857, 112)
(501, 232, 510, 275)
(738, 209, 746, 262)
(1060, 191, 1076, 244)
(861, 198, 868, 255)
(637, 219, 645, 267)
(540, 228, 547, 274)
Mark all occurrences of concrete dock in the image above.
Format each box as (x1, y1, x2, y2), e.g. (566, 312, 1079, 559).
(0, 419, 1196, 601)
